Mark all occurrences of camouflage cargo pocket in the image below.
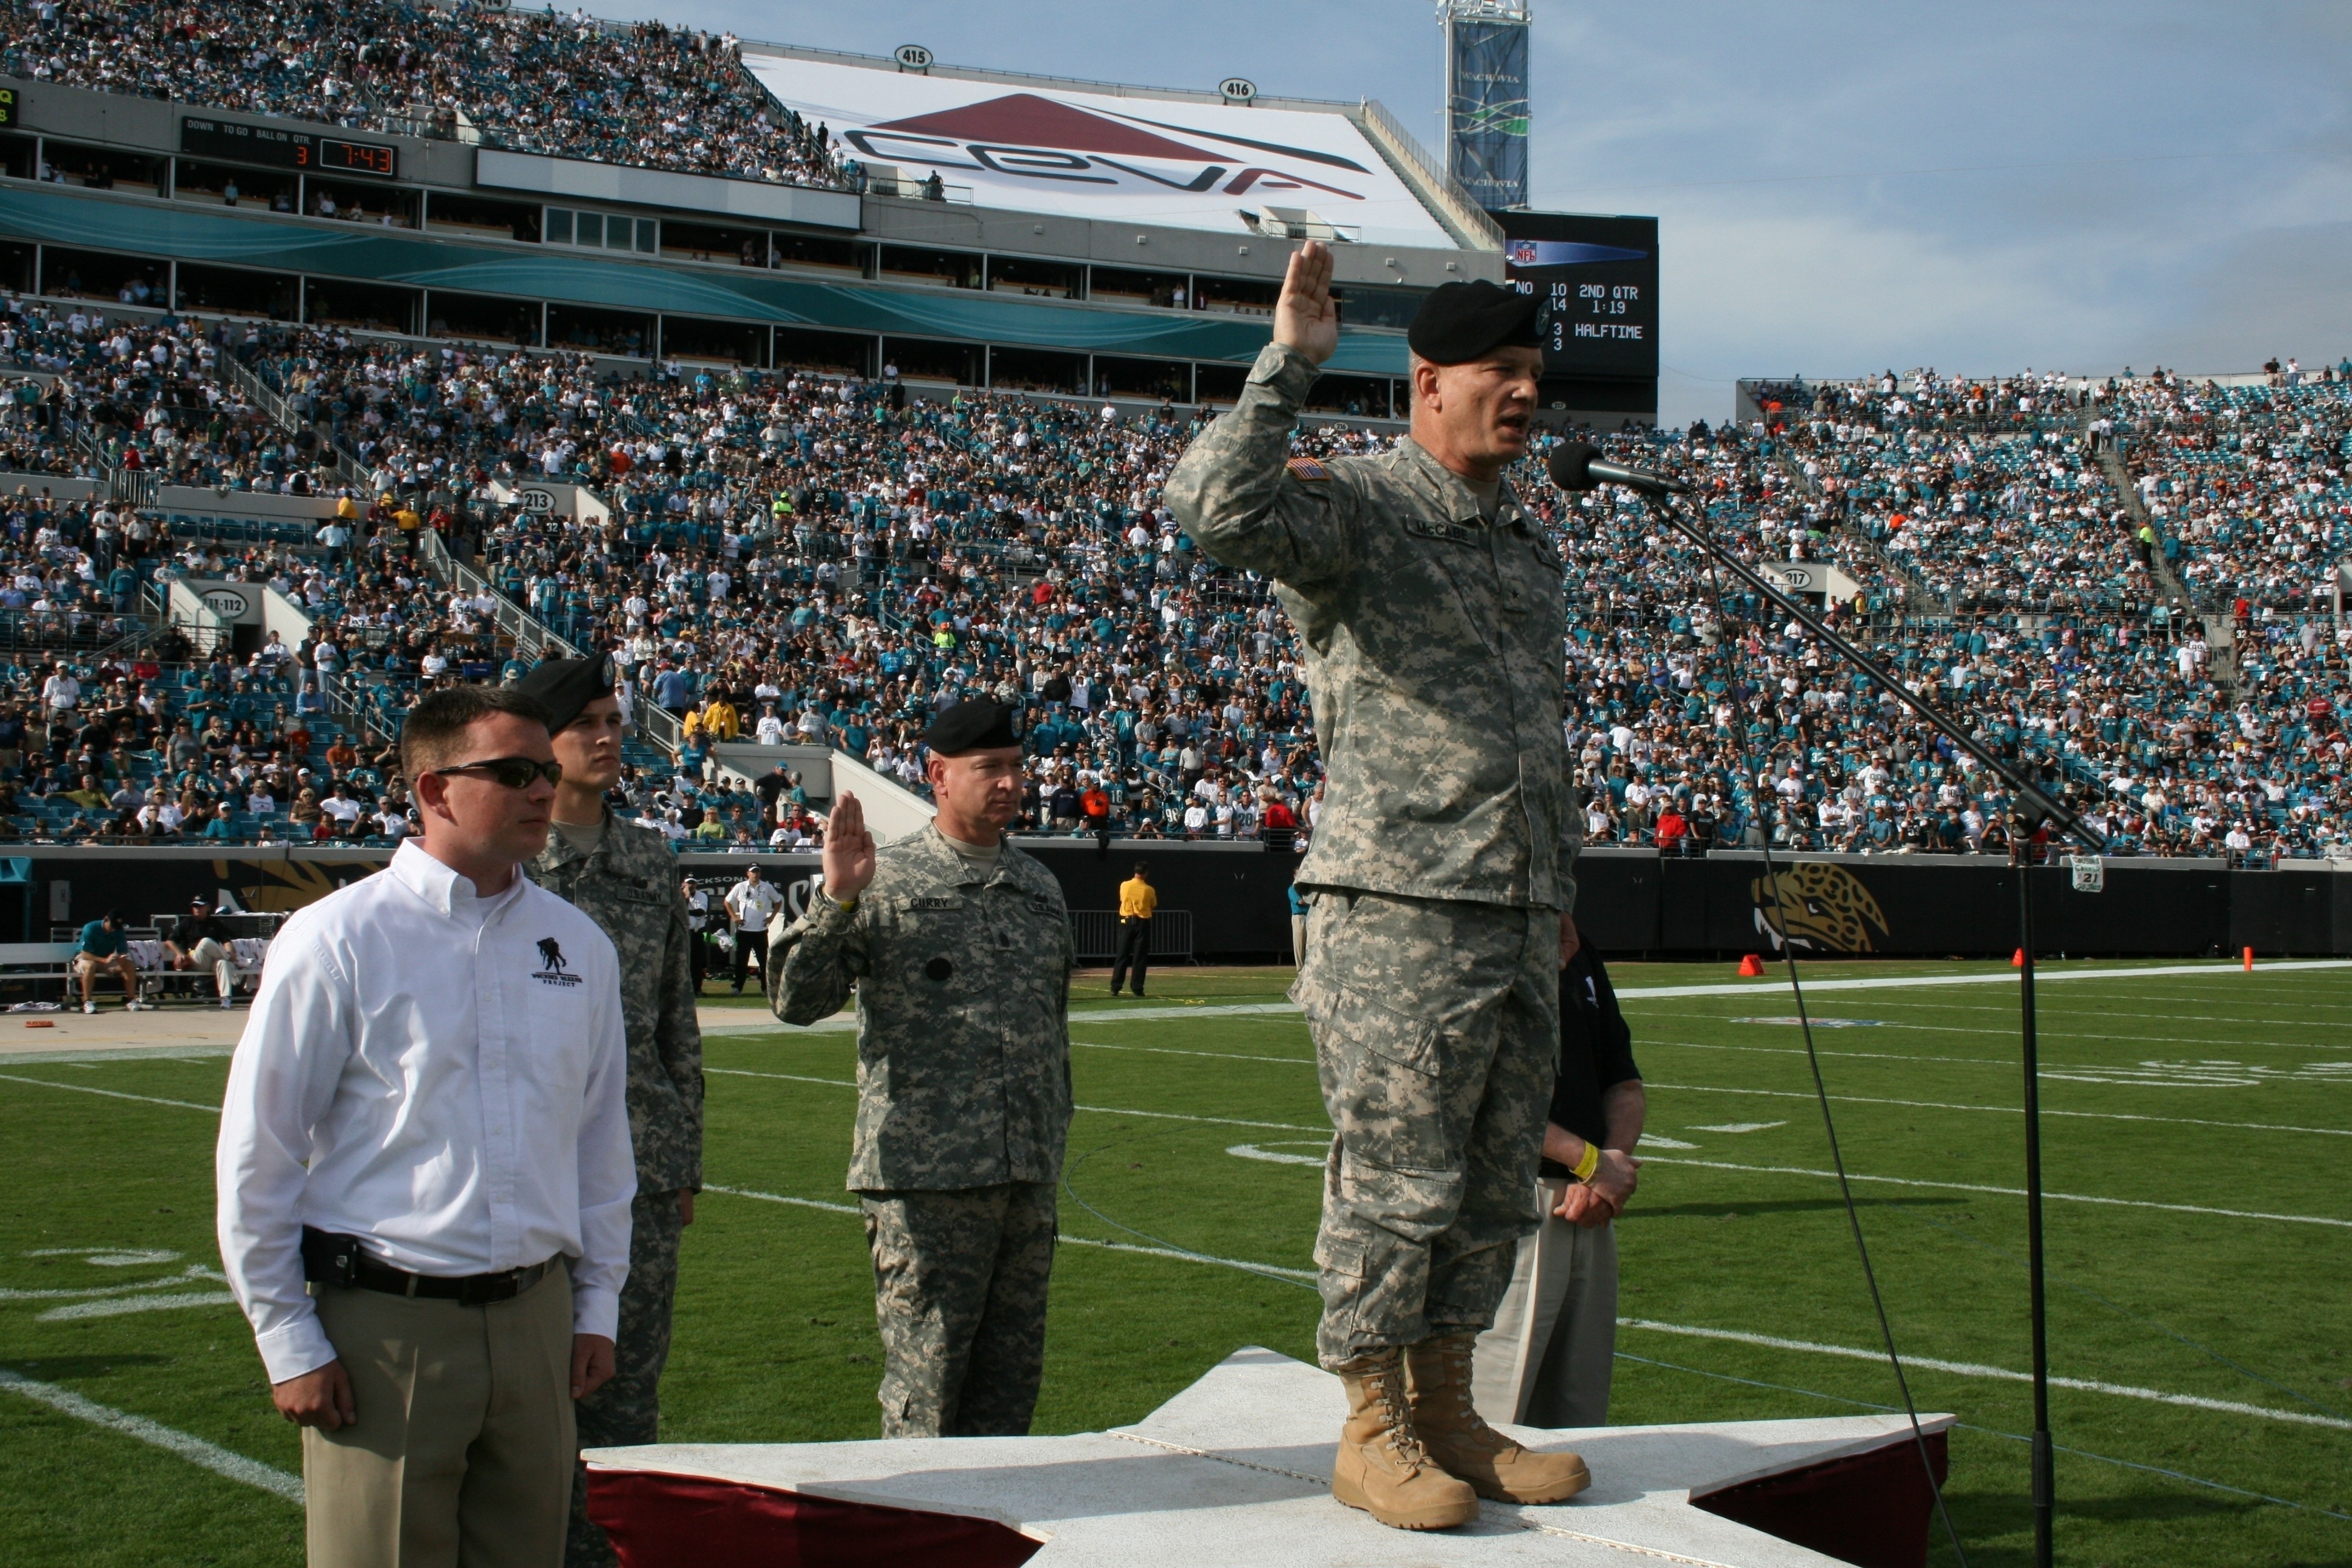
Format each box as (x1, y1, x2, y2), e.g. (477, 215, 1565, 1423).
(1300, 978, 1448, 1175)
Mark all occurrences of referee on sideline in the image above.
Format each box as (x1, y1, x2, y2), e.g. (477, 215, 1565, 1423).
(217, 685, 635, 1568)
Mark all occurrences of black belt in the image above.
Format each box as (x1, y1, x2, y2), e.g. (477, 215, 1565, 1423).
(350, 1255, 553, 1306)
(304, 1226, 554, 1307)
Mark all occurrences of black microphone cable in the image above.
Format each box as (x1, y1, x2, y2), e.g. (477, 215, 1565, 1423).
(1621, 459, 1971, 1567)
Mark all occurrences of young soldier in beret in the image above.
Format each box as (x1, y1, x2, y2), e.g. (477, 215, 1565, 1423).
(768, 697, 1075, 1437)
(1166, 249, 1587, 1530)
(514, 656, 705, 1568)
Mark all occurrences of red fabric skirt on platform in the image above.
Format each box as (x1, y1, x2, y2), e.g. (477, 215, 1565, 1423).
(587, 1468, 1043, 1568)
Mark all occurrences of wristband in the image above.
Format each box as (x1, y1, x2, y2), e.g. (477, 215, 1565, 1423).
(1572, 1142, 1601, 1183)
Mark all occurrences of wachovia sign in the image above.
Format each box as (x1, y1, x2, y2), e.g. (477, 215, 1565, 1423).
(741, 53, 1455, 249)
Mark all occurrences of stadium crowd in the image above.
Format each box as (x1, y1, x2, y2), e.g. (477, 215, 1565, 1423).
(1, 281, 2350, 861)
(0, 1, 848, 189)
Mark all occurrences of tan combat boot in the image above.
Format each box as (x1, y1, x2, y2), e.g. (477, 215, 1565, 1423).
(1330, 1348, 1482, 1530)
(1405, 1331, 1592, 1504)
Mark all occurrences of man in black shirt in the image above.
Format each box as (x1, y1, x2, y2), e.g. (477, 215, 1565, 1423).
(164, 895, 241, 1008)
(1469, 924, 1645, 1428)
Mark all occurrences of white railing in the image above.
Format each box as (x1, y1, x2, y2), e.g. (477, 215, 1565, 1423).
(410, 530, 681, 760)
(1352, 97, 1504, 252)
(222, 354, 373, 494)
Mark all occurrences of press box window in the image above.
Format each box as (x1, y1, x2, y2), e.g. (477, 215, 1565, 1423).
(545, 209, 657, 253)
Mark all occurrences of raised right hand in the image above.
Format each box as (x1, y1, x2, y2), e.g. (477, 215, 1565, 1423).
(1273, 241, 1339, 368)
(822, 790, 877, 900)
(273, 1359, 356, 1429)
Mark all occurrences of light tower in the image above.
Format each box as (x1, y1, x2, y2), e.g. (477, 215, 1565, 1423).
(1438, 0, 1531, 212)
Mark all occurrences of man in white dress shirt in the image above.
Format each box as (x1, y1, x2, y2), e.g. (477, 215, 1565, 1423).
(722, 863, 785, 996)
(217, 684, 635, 1568)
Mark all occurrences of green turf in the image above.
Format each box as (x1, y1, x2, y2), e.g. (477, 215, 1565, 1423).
(3, 959, 2348, 1565)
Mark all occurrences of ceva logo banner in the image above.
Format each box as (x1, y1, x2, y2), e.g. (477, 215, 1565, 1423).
(742, 53, 1458, 249)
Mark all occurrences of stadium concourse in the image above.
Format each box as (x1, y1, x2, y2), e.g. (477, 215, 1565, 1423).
(0, 307, 2350, 864)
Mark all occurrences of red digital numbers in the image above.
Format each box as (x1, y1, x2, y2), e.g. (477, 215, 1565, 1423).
(321, 140, 397, 178)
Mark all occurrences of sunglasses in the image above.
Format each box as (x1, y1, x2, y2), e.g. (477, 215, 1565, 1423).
(433, 756, 563, 789)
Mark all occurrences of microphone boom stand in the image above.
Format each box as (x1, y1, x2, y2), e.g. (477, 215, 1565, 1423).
(1628, 485, 2099, 1568)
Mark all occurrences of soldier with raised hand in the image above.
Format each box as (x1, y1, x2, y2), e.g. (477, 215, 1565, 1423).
(768, 697, 1074, 1438)
(515, 656, 704, 1568)
(1165, 243, 1587, 1531)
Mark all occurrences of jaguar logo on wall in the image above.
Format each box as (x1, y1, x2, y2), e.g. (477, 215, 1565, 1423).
(1751, 863, 1891, 954)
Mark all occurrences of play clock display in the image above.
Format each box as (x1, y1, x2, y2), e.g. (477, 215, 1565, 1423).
(180, 116, 400, 179)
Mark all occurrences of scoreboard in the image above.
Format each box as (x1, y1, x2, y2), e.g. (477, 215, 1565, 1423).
(1498, 211, 1658, 381)
(180, 116, 399, 179)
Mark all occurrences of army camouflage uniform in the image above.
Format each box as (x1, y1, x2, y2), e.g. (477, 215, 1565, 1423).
(528, 813, 704, 1568)
(1166, 340, 1580, 1368)
(768, 825, 1074, 1437)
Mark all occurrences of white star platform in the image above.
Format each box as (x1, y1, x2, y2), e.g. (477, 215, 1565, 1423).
(587, 1348, 1953, 1568)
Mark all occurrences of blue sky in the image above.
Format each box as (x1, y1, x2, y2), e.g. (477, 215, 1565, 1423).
(621, 2, 2352, 423)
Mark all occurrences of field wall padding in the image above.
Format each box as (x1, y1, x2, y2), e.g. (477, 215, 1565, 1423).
(15, 844, 2352, 962)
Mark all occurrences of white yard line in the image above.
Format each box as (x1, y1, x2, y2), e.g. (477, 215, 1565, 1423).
(728, 961, 2352, 1037)
(1609, 959, 2352, 1003)
(0, 1072, 222, 1112)
(1617, 1319, 2352, 1432)
(705, 1067, 1330, 1135)
(1647, 1037, 2290, 1075)
(1638, 1013, 2352, 1052)
(1073, 1040, 1311, 1066)
(38, 1291, 238, 1322)
(1840, 998, 2352, 1028)
(1642, 1081, 2352, 1138)
(0, 1264, 221, 1302)
(0, 1046, 230, 1067)
(702, 1181, 2351, 1431)
(703, 1184, 1316, 1279)
(1639, 1155, 2352, 1229)
(0, 1368, 302, 1503)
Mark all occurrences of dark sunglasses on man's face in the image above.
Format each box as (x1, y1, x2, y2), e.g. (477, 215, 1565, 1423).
(434, 756, 563, 789)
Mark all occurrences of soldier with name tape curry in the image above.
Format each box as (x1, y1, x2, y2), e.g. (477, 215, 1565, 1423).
(515, 656, 705, 1568)
(1165, 247, 1590, 1531)
(766, 697, 1075, 1439)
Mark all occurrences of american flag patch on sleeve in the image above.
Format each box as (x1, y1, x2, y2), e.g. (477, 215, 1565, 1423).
(1285, 456, 1331, 482)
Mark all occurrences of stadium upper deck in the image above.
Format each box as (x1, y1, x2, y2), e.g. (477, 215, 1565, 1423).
(0, 8, 1491, 412)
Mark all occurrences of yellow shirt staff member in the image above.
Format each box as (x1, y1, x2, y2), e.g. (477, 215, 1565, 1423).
(1111, 863, 1156, 999)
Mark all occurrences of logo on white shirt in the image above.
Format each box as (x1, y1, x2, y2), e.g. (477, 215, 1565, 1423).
(533, 937, 583, 987)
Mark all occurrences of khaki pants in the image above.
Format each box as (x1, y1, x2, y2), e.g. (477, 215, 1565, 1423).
(1470, 1178, 1618, 1429)
(185, 936, 238, 999)
(305, 1258, 577, 1568)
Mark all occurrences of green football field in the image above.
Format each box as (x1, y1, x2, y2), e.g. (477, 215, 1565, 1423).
(2, 957, 2348, 1567)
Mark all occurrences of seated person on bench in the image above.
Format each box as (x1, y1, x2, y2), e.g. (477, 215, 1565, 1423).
(75, 911, 147, 1014)
(165, 895, 241, 1008)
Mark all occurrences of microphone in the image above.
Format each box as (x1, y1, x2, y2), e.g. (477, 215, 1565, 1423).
(1546, 440, 1689, 495)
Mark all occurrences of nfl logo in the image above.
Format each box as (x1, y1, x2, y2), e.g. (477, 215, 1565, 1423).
(1506, 240, 1539, 266)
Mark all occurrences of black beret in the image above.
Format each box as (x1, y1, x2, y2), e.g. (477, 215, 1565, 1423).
(924, 697, 1020, 756)
(1407, 279, 1544, 365)
(510, 656, 613, 734)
